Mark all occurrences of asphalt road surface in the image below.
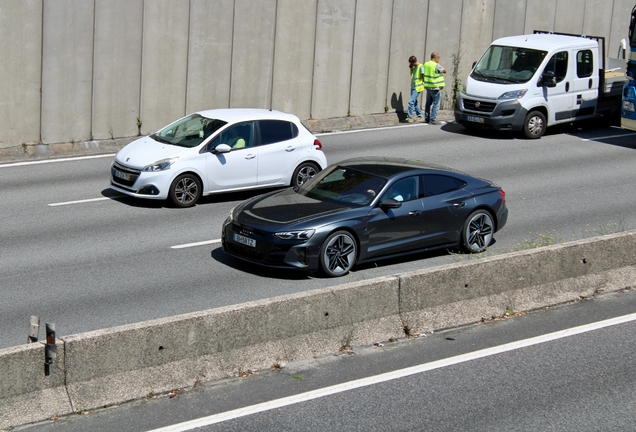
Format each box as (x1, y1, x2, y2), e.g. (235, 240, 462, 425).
(1, 121, 636, 349)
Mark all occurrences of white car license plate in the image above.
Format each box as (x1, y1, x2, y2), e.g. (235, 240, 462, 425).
(114, 169, 131, 181)
(466, 115, 485, 123)
(233, 233, 256, 248)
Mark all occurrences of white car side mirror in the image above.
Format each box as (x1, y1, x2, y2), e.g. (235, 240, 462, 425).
(213, 143, 232, 154)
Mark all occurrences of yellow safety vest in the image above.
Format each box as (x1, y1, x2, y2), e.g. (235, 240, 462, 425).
(411, 64, 424, 92)
(424, 60, 445, 89)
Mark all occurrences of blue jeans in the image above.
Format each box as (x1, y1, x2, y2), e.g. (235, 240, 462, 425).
(425, 89, 441, 121)
(407, 87, 422, 119)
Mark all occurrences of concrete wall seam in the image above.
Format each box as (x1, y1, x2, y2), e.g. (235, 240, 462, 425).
(0, 0, 630, 155)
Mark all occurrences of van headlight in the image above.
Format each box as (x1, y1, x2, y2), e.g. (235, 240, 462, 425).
(498, 90, 527, 100)
(142, 157, 178, 172)
(623, 100, 635, 112)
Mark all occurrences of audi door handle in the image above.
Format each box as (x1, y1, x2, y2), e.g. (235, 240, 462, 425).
(453, 202, 466, 208)
(409, 211, 421, 216)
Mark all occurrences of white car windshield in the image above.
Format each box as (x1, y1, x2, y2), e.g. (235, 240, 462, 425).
(151, 114, 226, 148)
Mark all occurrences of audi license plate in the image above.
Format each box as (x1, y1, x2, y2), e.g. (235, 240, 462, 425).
(233, 233, 256, 248)
(113, 169, 131, 181)
(466, 115, 485, 123)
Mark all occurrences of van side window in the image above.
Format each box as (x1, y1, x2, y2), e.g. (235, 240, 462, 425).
(576, 50, 593, 78)
(544, 51, 568, 83)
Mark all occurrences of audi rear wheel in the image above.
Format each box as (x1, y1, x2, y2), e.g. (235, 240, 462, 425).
(462, 210, 494, 253)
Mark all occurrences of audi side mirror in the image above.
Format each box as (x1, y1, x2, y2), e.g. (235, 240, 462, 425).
(380, 198, 402, 209)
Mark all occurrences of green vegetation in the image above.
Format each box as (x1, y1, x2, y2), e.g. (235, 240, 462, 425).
(452, 218, 631, 262)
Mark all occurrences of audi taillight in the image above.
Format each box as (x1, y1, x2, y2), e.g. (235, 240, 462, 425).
(499, 189, 505, 203)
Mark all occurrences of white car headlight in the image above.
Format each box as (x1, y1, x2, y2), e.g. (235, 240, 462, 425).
(623, 100, 635, 112)
(275, 229, 315, 240)
(498, 89, 527, 100)
(142, 157, 178, 172)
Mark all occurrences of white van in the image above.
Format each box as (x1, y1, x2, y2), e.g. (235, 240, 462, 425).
(454, 32, 626, 138)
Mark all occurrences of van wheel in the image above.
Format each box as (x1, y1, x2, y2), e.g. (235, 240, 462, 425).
(523, 111, 546, 139)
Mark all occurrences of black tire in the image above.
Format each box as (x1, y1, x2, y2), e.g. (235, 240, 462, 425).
(523, 110, 546, 139)
(291, 162, 320, 187)
(461, 210, 494, 253)
(319, 230, 357, 277)
(169, 173, 202, 208)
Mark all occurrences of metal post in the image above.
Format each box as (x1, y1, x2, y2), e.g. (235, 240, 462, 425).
(28, 315, 40, 343)
(44, 323, 56, 376)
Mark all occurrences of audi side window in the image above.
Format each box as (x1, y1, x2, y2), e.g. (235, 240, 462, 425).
(422, 175, 465, 197)
(259, 120, 297, 145)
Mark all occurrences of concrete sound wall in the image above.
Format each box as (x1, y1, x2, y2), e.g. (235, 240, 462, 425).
(2, 230, 635, 429)
(0, 0, 631, 159)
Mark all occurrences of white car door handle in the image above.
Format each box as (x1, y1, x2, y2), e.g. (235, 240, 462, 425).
(285, 146, 296, 152)
(245, 154, 256, 159)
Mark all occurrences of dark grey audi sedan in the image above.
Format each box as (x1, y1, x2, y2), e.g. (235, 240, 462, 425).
(222, 156, 508, 277)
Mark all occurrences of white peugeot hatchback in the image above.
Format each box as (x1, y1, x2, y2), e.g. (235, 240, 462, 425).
(110, 109, 327, 207)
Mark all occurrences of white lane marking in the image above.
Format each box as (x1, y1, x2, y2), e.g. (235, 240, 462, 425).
(171, 239, 222, 249)
(48, 197, 111, 206)
(147, 311, 636, 432)
(0, 153, 115, 168)
(315, 123, 425, 136)
(580, 132, 636, 141)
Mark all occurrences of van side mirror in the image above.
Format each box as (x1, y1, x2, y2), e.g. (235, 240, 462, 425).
(541, 70, 556, 88)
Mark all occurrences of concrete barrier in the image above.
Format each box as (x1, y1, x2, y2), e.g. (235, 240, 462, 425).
(1, 231, 635, 429)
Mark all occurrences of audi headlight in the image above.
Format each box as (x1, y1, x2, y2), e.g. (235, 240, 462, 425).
(623, 100, 635, 112)
(142, 157, 178, 172)
(275, 229, 315, 240)
(498, 89, 527, 100)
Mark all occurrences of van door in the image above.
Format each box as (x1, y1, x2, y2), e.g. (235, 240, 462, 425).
(541, 50, 575, 124)
(569, 49, 598, 119)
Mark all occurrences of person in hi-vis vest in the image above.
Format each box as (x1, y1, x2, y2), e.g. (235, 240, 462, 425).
(423, 52, 446, 125)
(406, 55, 425, 122)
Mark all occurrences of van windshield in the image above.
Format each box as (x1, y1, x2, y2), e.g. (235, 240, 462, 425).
(471, 45, 547, 84)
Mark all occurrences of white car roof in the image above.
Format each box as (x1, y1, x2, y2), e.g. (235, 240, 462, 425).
(195, 108, 300, 123)
(491, 33, 598, 52)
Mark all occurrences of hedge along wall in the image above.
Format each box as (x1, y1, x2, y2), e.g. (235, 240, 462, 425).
(0, 0, 630, 151)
